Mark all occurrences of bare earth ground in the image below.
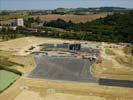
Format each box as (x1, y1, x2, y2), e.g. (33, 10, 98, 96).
(93, 42, 133, 80)
(0, 37, 69, 56)
(15, 91, 105, 100)
(0, 37, 133, 100)
(0, 77, 133, 100)
(0, 36, 98, 56)
(30, 13, 108, 23)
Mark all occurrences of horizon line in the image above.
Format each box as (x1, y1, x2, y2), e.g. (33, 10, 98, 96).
(0, 6, 132, 11)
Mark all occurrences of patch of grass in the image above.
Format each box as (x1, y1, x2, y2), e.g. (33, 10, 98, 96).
(105, 48, 116, 56)
(0, 70, 20, 93)
(0, 65, 22, 75)
(115, 55, 133, 67)
(0, 50, 35, 74)
(0, 56, 23, 75)
(0, 57, 14, 66)
(0, 57, 24, 68)
(123, 47, 133, 55)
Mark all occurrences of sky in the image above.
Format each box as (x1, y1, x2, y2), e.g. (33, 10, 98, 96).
(0, 0, 133, 10)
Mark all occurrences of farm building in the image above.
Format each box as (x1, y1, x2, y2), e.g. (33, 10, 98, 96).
(0, 18, 24, 30)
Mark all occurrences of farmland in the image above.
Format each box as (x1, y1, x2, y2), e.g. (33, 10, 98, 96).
(30, 13, 109, 23)
(0, 12, 28, 21)
(0, 13, 109, 25)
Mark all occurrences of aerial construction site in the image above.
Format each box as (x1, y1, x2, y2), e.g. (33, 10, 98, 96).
(0, 1, 133, 99)
(0, 37, 133, 100)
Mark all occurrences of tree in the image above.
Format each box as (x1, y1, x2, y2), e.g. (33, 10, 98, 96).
(35, 16, 41, 23)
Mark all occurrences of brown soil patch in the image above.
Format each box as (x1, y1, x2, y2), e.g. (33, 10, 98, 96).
(30, 13, 108, 23)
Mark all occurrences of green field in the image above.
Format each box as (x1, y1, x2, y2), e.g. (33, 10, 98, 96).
(0, 70, 20, 92)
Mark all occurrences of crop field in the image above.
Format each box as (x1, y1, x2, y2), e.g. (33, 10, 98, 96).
(0, 19, 16, 25)
(0, 12, 28, 21)
(30, 13, 109, 23)
(0, 70, 20, 92)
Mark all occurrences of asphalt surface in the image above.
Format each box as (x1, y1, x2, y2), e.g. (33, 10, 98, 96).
(29, 55, 133, 88)
(99, 78, 133, 88)
(29, 55, 97, 83)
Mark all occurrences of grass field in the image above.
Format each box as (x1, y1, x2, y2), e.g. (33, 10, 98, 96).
(0, 70, 20, 92)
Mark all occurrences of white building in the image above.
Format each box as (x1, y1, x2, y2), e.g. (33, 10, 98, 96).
(17, 18, 24, 27)
(0, 26, 2, 29)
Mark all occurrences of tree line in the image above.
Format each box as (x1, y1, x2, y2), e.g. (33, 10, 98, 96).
(43, 12, 133, 43)
(1, 12, 133, 43)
